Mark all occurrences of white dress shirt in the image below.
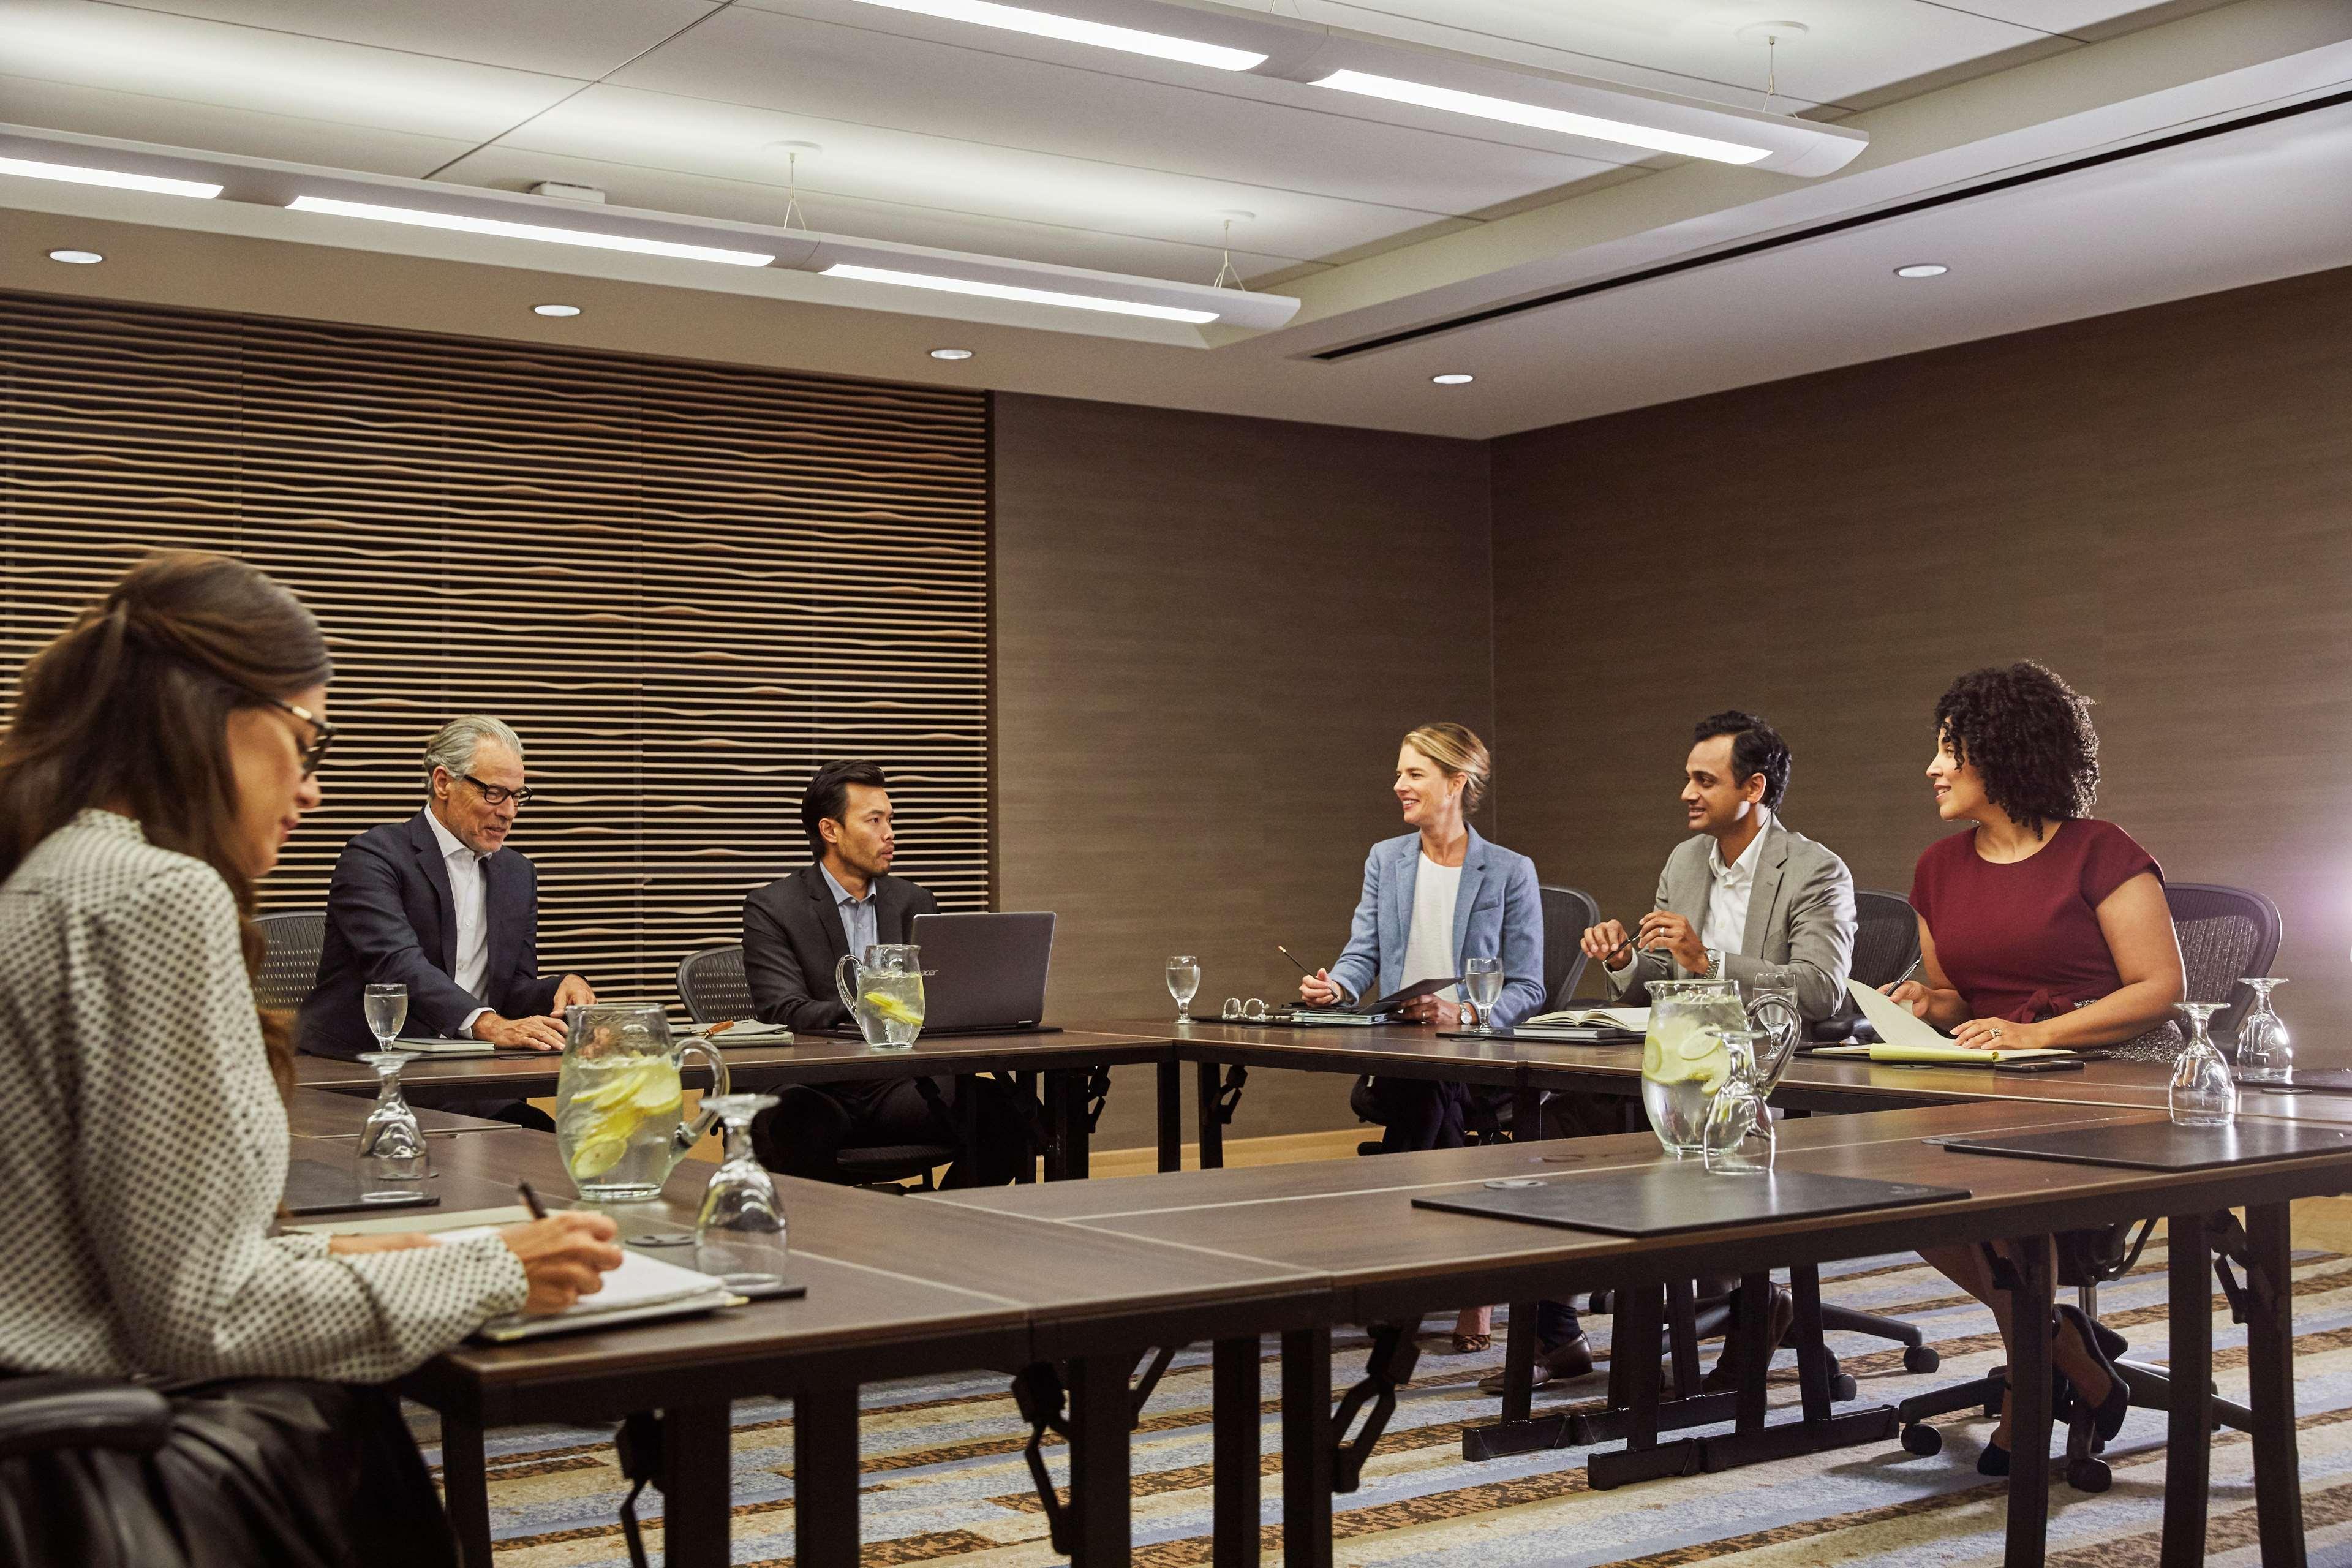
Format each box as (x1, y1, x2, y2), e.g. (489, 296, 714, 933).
(1700, 805, 1774, 959)
(0, 810, 526, 1378)
(424, 807, 492, 1035)
(1398, 854, 1463, 995)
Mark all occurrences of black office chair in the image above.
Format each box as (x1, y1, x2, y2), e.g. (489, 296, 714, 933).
(0, 1374, 177, 1560)
(675, 943, 959, 1191)
(1893, 881, 2285, 1487)
(1539, 885, 1599, 1009)
(252, 910, 326, 1011)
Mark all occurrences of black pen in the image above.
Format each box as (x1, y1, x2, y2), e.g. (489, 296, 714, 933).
(1275, 944, 1316, 977)
(517, 1180, 547, 1220)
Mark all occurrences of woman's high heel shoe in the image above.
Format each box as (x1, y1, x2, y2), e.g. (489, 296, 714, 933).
(2056, 1303, 2132, 1443)
(1977, 1441, 2010, 1477)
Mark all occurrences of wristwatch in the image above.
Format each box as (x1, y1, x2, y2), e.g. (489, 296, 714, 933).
(1702, 947, 1724, 981)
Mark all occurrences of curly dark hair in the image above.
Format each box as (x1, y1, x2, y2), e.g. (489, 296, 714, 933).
(1933, 661, 2098, 836)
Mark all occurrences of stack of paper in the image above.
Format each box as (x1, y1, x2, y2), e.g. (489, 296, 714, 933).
(428, 1227, 739, 1341)
(1816, 981, 2073, 1064)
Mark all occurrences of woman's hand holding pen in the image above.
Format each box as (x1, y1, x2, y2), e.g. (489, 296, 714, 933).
(499, 1212, 624, 1315)
(1298, 967, 1341, 1006)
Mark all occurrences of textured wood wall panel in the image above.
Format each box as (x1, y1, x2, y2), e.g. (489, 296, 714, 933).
(0, 290, 992, 1009)
(1494, 263, 2352, 1030)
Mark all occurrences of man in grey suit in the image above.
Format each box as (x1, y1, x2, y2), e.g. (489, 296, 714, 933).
(1584, 710, 1856, 1024)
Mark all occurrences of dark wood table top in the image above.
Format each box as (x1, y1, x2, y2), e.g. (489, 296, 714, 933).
(927, 1099, 2352, 1321)
(294, 1026, 1171, 1100)
(1097, 1017, 1525, 1085)
(285, 1085, 527, 1138)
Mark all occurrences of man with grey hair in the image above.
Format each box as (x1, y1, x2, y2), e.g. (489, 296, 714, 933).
(298, 717, 595, 1088)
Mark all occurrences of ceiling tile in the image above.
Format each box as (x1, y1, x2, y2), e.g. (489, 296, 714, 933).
(0, 72, 477, 176)
(99, 0, 726, 78)
(0, 0, 583, 143)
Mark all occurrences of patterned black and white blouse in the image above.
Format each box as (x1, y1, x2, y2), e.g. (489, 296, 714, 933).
(0, 809, 528, 1380)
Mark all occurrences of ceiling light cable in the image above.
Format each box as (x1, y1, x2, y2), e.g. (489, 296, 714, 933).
(783, 150, 808, 232)
(1210, 218, 1245, 292)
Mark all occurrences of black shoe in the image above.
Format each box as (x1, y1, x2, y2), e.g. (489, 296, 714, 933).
(1702, 1285, 1793, 1393)
(1977, 1441, 2010, 1477)
(2056, 1304, 2132, 1443)
(1476, 1333, 1594, 1394)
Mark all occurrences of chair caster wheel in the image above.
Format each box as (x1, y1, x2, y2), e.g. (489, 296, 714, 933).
(1901, 1423, 1942, 1457)
(1903, 1345, 1940, 1374)
(1831, 1373, 1858, 1401)
(2065, 1457, 2112, 1493)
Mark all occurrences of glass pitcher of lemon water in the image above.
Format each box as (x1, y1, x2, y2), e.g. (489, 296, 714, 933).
(1639, 979, 1798, 1156)
(836, 943, 927, 1048)
(555, 1004, 730, 1200)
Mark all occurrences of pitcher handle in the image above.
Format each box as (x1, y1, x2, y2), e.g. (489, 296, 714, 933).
(673, 1038, 731, 1155)
(1746, 992, 1804, 1092)
(835, 953, 861, 1017)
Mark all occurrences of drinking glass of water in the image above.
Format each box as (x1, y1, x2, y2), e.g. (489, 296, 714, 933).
(356, 1052, 430, 1202)
(364, 982, 407, 1051)
(1166, 956, 1201, 1022)
(1462, 956, 1504, 1032)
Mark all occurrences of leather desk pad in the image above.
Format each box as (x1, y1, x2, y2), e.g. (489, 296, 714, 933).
(1939, 1118, 2352, 1171)
(1411, 1164, 1967, 1237)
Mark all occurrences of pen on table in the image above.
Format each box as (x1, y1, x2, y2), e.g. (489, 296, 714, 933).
(517, 1180, 547, 1220)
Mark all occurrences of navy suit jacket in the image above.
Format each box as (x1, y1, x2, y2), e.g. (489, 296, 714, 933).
(297, 812, 564, 1059)
(742, 864, 940, 1033)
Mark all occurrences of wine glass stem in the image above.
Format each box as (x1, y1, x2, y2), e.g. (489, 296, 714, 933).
(1177, 1000, 1189, 1021)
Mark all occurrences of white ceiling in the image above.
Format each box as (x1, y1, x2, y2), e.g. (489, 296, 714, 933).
(0, 0, 2347, 436)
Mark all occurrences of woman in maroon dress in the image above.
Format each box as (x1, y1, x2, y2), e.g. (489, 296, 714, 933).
(1888, 662, 2183, 1474)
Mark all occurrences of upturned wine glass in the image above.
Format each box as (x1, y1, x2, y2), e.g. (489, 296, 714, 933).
(2234, 978, 2291, 1083)
(1166, 956, 1201, 1022)
(1702, 1029, 1776, 1174)
(694, 1093, 789, 1291)
(2168, 1002, 2237, 1126)
(356, 1052, 430, 1200)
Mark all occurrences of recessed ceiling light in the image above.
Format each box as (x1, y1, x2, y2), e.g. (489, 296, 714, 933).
(1431, 373, 1474, 386)
(1894, 263, 1950, 279)
(1311, 70, 1770, 165)
(532, 303, 582, 317)
(929, 347, 974, 360)
(822, 263, 1220, 323)
(286, 195, 776, 267)
(844, 0, 1265, 70)
(0, 156, 221, 199)
(47, 249, 104, 265)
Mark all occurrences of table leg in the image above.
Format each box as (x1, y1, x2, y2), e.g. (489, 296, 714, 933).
(1069, 1355, 1134, 1567)
(1730, 1275, 1769, 1434)
(1013, 1072, 1038, 1183)
(1197, 1062, 1226, 1170)
(658, 1401, 733, 1568)
(439, 1412, 493, 1568)
(1158, 1060, 1184, 1172)
(2244, 1202, 2306, 1567)
(793, 1385, 861, 1568)
(1510, 1083, 1542, 1142)
(1281, 1326, 1333, 1568)
(1213, 1336, 1262, 1566)
(950, 1072, 981, 1189)
(2162, 1212, 2214, 1568)
(2003, 1239, 2054, 1568)
(1499, 1302, 1536, 1424)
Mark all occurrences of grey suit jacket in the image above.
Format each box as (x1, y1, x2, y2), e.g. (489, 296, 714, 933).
(1603, 818, 1857, 1022)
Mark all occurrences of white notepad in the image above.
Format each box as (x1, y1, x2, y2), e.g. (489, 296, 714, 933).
(1817, 980, 2072, 1064)
(699, 1019, 795, 1044)
(1522, 1006, 1648, 1031)
(431, 1229, 740, 1342)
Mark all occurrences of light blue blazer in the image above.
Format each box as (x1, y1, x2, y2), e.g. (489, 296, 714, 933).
(1326, 828, 1547, 1029)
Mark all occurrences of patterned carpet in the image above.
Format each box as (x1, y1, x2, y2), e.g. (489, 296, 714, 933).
(415, 1244, 2352, 1567)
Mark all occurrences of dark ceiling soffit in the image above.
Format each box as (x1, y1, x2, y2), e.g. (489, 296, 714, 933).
(1311, 85, 2352, 362)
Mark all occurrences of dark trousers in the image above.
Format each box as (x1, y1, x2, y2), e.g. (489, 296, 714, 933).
(750, 1076, 1033, 1186)
(1359, 1077, 1469, 1152)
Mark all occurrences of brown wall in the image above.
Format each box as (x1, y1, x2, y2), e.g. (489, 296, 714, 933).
(1493, 265, 2352, 1037)
(995, 392, 1494, 1148)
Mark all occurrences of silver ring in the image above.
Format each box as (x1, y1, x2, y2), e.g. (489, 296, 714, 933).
(1988, 1025, 2005, 1039)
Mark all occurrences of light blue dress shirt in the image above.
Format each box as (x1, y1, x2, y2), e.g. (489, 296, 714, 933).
(821, 864, 880, 960)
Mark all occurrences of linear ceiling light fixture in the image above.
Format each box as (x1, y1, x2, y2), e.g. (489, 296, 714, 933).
(846, 0, 1264, 69)
(0, 155, 221, 198)
(286, 195, 776, 266)
(1311, 69, 1771, 164)
(821, 262, 1219, 322)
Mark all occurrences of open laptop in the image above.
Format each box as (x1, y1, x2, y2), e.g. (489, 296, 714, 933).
(814, 911, 1058, 1038)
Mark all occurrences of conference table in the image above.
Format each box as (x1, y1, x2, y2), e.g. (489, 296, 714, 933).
(290, 1025, 2352, 1567)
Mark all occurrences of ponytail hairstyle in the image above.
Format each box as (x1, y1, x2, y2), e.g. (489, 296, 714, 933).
(0, 551, 333, 1098)
(1400, 722, 1493, 815)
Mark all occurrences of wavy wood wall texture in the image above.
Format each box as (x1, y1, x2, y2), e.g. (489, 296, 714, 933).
(0, 290, 992, 1009)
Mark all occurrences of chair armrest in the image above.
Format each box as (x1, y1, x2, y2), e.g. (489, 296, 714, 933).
(0, 1376, 173, 1461)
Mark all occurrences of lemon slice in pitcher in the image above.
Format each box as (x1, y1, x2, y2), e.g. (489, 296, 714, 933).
(861, 990, 924, 1026)
(569, 1133, 629, 1180)
(628, 1067, 682, 1114)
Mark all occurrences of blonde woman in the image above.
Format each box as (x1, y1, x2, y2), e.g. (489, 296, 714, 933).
(1302, 722, 1545, 1351)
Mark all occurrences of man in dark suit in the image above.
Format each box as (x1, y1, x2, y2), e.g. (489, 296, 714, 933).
(299, 718, 594, 1126)
(742, 760, 1026, 1184)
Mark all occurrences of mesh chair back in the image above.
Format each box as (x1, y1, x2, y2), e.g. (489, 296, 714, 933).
(1849, 890, 1921, 989)
(1538, 886, 1599, 1009)
(676, 944, 755, 1025)
(253, 911, 326, 1011)
(2166, 882, 2283, 1039)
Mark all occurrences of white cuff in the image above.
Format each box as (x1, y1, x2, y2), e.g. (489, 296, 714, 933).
(459, 1007, 492, 1039)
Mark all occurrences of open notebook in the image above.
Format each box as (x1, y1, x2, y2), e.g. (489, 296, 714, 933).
(1521, 1006, 1648, 1031)
(427, 1224, 740, 1343)
(1811, 980, 2073, 1065)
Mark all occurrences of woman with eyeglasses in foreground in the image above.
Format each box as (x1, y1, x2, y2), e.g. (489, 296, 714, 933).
(0, 552, 622, 1567)
(1890, 660, 2183, 1475)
